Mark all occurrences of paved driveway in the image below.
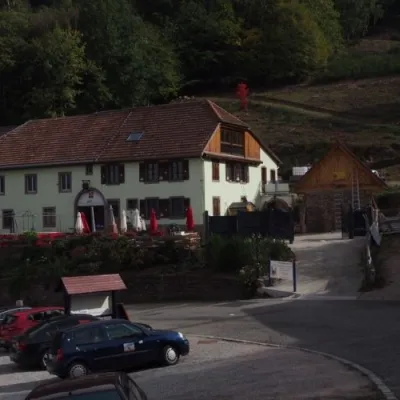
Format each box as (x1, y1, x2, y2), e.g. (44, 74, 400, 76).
(280, 233, 365, 297)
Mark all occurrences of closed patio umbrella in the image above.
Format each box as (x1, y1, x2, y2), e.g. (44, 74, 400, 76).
(132, 209, 141, 231)
(120, 209, 128, 233)
(75, 212, 84, 234)
(186, 206, 195, 231)
(109, 205, 118, 234)
(149, 209, 158, 234)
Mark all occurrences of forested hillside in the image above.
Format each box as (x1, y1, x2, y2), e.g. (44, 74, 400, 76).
(0, 0, 397, 125)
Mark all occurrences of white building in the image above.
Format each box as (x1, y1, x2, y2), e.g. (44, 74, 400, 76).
(0, 100, 280, 233)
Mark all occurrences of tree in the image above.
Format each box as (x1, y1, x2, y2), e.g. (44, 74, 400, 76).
(76, 0, 181, 107)
(23, 27, 86, 118)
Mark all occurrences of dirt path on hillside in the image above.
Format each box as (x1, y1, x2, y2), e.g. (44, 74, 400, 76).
(272, 232, 365, 298)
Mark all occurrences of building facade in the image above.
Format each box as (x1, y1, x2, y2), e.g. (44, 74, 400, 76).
(0, 100, 280, 233)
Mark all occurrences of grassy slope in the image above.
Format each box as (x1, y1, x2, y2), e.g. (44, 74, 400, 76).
(206, 38, 400, 179)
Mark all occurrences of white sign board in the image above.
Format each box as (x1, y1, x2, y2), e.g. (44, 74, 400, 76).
(70, 294, 111, 317)
(77, 191, 105, 207)
(270, 260, 293, 281)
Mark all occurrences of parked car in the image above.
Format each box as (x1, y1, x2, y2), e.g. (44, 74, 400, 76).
(0, 306, 64, 349)
(10, 313, 99, 369)
(0, 306, 31, 324)
(46, 319, 190, 378)
(25, 371, 148, 400)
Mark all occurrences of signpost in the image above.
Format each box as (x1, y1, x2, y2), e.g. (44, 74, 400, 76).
(269, 259, 297, 293)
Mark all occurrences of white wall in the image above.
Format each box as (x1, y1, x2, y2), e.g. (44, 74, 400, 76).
(0, 159, 205, 232)
(203, 149, 279, 215)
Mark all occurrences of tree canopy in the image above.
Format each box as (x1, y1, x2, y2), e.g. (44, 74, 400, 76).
(0, 0, 394, 124)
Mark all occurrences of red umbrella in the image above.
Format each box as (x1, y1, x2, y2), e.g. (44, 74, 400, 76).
(186, 206, 194, 231)
(149, 209, 158, 234)
(80, 212, 91, 234)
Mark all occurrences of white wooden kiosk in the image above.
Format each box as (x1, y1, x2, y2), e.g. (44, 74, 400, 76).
(56, 274, 128, 319)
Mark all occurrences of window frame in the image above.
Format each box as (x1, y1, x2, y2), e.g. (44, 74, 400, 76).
(270, 169, 276, 183)
(25, 174, 37, 194)
(212, 161, 220, 181)
(0, 175, 5, 195)
(58, 172, 72, 193)
(2, 209, 14, 230)
(85, 164, 93, 176)
(42, 207, 56, 229)
(220, 128, 245, 156)
(169, 196, 185, 219)
(101, 164, 125, 185)
(212, 197, 221, 216)
(225, 162, 249, 183)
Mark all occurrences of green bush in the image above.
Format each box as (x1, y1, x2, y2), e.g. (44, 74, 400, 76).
(316, 50, 400, 82)
(205, 235, 292, 274)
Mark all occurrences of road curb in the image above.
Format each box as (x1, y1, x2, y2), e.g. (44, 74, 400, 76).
(192, 334, 397, 400)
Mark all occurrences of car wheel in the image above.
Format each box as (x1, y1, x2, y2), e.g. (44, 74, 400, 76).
(161, 345, 180, 366)
(40, 349, 50, 369)
(68, 362, 89, 378)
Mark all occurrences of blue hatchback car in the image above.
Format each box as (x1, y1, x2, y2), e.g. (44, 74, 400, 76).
(46, 319, 189, 379)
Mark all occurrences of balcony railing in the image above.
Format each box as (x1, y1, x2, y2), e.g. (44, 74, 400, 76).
(261, 182, 290, 195)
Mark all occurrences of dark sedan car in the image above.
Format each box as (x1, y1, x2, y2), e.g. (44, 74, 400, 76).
(25, 371, 148, 399)
(10, 314, 98, 368)
(46, 319, 190, 378)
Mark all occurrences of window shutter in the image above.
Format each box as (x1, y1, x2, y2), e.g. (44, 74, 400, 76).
(101, 166, 106, 184)
(183, 160, 189, 180)
(244, 165, 249, 183)
(139, 163, 145, 182)
(139, 199, 146, 218)
(154, 198, 160, 219)
(159, 162, 169, 181)
(184, 198, 191, 210)
(119, 164, 125, 183)
(159, 199, 170, 219)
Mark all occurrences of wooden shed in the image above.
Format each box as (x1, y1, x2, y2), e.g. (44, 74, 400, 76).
(294, 140, 387, 233)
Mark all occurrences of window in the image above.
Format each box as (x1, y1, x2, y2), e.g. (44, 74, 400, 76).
(126, 199, 138, 210)
(170, 197, 185, 218)
(140, 198, 159, 219)
(212, 162, 220, 181)
(170, 160, 184, 181)
(212, 197, 221, 216)
(225, 162, 249, 183)
(101, 164, 125, 185)
(2, 209, 14, 230)
(43, 207, 56, 229)
(25, 174, 37, 194)
(73, 327, 105, 345)
(261, 167, 267, 194)
(58, 172, 72, 192)
(221, 129, 244, 156)
(139, 160, 189, 183)
(0, 176, 5, 195)
(107, 199, 120, 219)
(270, 169, 276, 183)
(85, 164, 93, 175)
(105, 323, 143, 340)
(159, 199, 170, 219)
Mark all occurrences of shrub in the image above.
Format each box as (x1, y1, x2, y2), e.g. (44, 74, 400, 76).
(316, 49, 400, 83)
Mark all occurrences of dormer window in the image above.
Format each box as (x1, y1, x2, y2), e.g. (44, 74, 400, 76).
(221, 129, 244, 156)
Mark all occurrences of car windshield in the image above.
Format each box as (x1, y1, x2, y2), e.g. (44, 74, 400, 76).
(48, 390, 122, 399)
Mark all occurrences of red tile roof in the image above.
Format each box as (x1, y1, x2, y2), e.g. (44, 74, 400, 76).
(0, 125, 17, 137)
(60, 274, 127, 295)
(0, 100, 253, 168)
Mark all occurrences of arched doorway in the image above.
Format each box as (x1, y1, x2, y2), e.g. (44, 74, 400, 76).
(74, 188, 107, 232)
(263, 197, 291, 211)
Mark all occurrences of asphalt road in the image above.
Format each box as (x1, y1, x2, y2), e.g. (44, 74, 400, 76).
(0, 334, 379, 400)
(130, 299, 400, 398)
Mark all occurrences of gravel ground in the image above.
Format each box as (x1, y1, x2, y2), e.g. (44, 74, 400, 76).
(0, 336, 381, 399)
